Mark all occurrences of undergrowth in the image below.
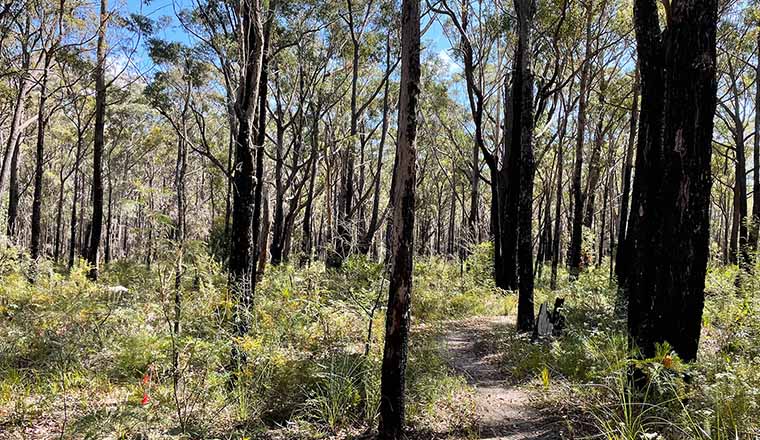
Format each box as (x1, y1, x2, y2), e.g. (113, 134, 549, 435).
(0, 243, 497, 439)
(1, 242, 757, 439)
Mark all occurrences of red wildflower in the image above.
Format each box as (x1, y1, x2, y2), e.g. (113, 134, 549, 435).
(142, 372, 150, 385)
(141, 392, 150, 405)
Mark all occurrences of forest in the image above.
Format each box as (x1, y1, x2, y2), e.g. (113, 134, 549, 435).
(0, 0, 758, 438)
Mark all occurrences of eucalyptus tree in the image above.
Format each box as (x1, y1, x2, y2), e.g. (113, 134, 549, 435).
(0, 11, 37, 207)
(512, 0, 538, 332)
(267, 31, 333, 265)
(750, 6, 760, 261)
(86, 0, 108, 279)
(430, 0, 517, 289)
(30, 0, 70, 261)
(622, 0, 718, 362)
(329, 0, 399, 267)
(714, 16, 754, 275)
(378, 0, 419, 436)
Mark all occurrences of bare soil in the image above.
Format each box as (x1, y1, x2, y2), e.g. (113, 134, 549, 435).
(442, 316, 566, 440)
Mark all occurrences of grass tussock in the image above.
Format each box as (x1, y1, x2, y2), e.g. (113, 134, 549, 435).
(0, 243, 498, 439)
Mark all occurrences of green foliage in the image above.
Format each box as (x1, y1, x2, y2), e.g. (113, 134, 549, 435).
(3, 245, 759, 439)
(0, 245, 495, 437)
(523, 263, 760, 440)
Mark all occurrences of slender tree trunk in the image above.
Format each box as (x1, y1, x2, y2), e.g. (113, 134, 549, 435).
(270, 121, 286, 265)
(728, 64, 750, 275)
(301, 103, 320, 265)
(730, 189, 739, 264)
(0, 27, 30, 199)
(378, 0, 419, 436)
(583, 118, 604, 228)
(6, 133, 22, 238)
(30, 52, 51, 261)
(447, 161, 457, 257)
(750, 27, 760, 261)
(87, 0, 108, 279)
(104, 168, 114, 264)
(550, 116, 565, 290)
(359, 35, 392, 256)
(568, 3, 593, 279)
(615, 67, 639, 281)
(54, 171, 65, 262)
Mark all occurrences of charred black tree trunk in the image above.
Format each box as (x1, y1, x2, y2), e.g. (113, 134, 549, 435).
(615, 67, 639, 282)
(513, 0, 536, 333)
(499, 76, 519, 291)
(622, 0, 718, 362)
(6, 134, 22, 238)
(229, 0, 266, 342)
(87, 0, 108, 279)
(30, 51, 51, 261)
(378, 0, 419, 437)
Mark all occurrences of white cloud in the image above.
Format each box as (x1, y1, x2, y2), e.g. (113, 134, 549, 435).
(437, 50, 462, 75)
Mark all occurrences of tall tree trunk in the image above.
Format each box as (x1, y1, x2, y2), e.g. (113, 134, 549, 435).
(513, 0, 536, 333)
(0, 20, 30, 199)
(270, 120, 286, 265)
(727, 61, 750, 275)
(378, 0, 419, 436)
(730, 189, 739, 264)
(172, 113, 188, 409)
(568, 2, 593, 279)
(54, 170, 66, 262)
(6, 133, 22, 238)
(615, 67, 639, 281)
(229, 0, 266, 343)
(30, 52, 51, 261)
(750, 26, 760, 261)
(550, 115, 566, 290)
(104, 169, 113, 265)
(623, 0, 718, 362)
(447, 161, 457, 257)
(583, 118, 604, 228)
(301, 103, 320, 265)
(87, 0, 108, 280)
(359, 35, 392, 256)
(499, 75, 519, 291)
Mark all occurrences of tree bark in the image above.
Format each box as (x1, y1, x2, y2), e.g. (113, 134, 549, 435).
(30, 51, 51, 261)
(378, 0, 419, 436)
(6, 133, 22, 238)
(513, 0, 536, 333)
(229, 0, 266, 342)
(622, 0, 718, 362)
(87, 0, 108, 279)
(615, 67, 639, 281)
(358, 34, 392, 256)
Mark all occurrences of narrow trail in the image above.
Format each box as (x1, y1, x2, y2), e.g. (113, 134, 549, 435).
(442, 316, 564, 440)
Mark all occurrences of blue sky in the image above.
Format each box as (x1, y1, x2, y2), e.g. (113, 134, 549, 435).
(124, 0, 459, 74)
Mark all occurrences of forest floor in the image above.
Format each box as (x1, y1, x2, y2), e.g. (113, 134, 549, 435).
(442, 316, 565, 440)
(1, 251, 758, 439)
